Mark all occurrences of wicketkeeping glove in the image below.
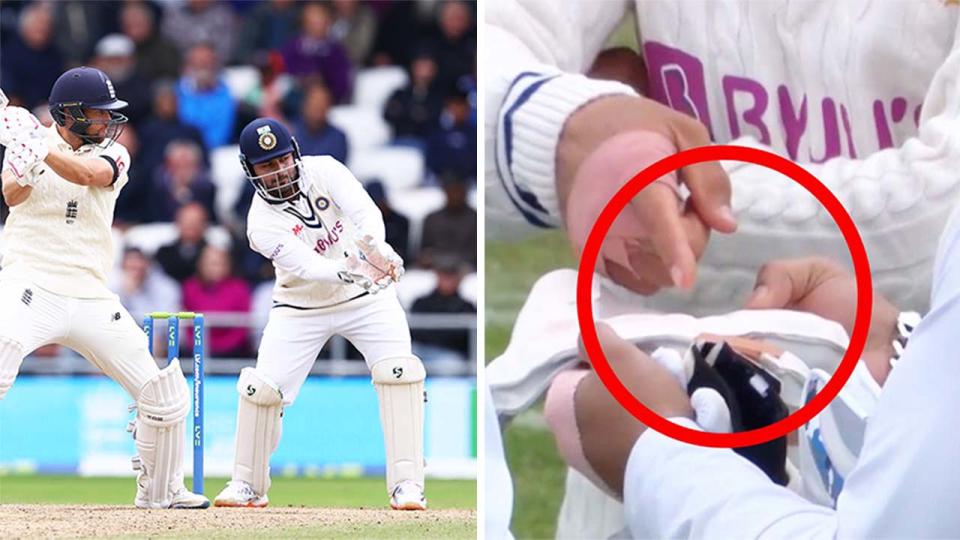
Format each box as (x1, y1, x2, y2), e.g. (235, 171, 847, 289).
(355, 235, 404, 282)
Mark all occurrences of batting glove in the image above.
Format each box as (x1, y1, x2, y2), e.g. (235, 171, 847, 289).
(0, 106, 44, 147)
(5, 136, 48, 187)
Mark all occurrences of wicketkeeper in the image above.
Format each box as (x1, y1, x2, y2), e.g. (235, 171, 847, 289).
(213, 118, 427, 510)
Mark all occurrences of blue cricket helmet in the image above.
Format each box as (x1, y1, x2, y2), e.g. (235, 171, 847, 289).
(239, 118, 304, 203)
(49, 66, 128, 146)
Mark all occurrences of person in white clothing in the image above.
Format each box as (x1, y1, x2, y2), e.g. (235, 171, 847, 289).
(0, 67, 209, 509)
(213, 118, 427, 510)
(486, 0, 960, 315)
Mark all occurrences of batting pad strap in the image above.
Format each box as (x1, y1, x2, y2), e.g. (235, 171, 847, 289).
(233, 368, 283, 495)
(137, 361, 190, 427)
(372, 356, 426, 493)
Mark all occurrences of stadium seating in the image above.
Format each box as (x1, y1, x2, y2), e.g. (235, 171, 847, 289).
(329, 105, 392, 154)
(350, 146, 425, 191)
(459, 272, 477, 305)
(210, 145, 247, 224)
(222, 66, 262, 102)
(395, 268, 438, 309)
(353, 66, 409, 112)
(123, 222, 232, 256)
(388, 186, 446, 256)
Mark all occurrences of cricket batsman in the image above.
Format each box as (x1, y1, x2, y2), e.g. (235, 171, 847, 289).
(0, 67, 210, 509)
(212, 118, 426, 510)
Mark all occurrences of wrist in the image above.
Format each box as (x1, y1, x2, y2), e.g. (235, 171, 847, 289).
(496, 71, 637, 227)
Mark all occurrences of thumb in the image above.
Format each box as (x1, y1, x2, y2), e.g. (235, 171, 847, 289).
(745, 261, 800, 310)
(690, 387, 732, 433)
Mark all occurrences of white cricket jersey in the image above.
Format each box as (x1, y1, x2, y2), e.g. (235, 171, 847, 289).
(246, 155, 387, 312)
(486, 0, 960, 314)
(0, 124, 130, 299)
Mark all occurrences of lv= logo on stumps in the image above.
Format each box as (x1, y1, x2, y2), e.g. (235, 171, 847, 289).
(144, 312, 205, 495)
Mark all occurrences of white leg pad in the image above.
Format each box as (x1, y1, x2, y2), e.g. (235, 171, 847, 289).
(233, 367, 283, 495)
(134, 361, 190, 507)
(371, 356, 426, 493)
(0, 337, 25, 401)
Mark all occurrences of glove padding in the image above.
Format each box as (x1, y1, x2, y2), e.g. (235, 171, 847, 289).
(0, 106, 44, 147)
(653, 340, 790, 485)
(4, 135, 48, 187)
(347, 235, 404, 287)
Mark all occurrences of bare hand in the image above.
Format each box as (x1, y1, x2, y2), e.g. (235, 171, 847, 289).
(745, 257, 900, 385)
(558, 95, 736, 293)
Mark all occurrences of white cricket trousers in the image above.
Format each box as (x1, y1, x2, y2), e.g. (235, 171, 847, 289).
(0, 278, 159, 400)
(256, 291, 412, 405)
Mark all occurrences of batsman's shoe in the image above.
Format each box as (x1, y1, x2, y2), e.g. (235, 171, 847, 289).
(213, 480, 269, 508)
(134, 473, 210, 509)
(170, 485, 211, 509)
(390, 481, 427, 510)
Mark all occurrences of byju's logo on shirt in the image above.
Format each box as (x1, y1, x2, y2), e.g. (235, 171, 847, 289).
(313, 221, 345, 254)
(65, 200, 78, 224)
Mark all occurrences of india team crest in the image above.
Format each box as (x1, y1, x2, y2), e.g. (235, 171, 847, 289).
(256, 125, 277, 150)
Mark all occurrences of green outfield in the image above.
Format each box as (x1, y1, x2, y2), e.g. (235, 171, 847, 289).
(487, 230, 575, 539)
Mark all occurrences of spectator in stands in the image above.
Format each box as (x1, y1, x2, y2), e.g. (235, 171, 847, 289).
(1, 3, 62, 109)
(425, 86, 476, 180)
(183, 245, 252, 358)
(420, 173, 476, 269)
(293, 83, 348, 163)
(426, 0, 475, 93)
(162, 0, 235, 64)
(50, 1, 114, 67)
(411, 254, 475, 363)
(139, 81, 209, 180)
(234, 0, 301, 63)
(384, 50, 444, 145)
(366, 181, 409, 263)
(281, 2, 353, 104)
(176, 43, 237, 149)
(149, 141, 218, 223)
(122, 1, 181, 81)
(113, 248, 181, 320)
(368, 2, 426, 68)
(156, 203, 209, 283)
(92, 34, 152, 127)
(330, 0, 377, 66)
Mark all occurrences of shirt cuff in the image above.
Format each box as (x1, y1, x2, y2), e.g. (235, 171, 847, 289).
(496, 71, 638, 227)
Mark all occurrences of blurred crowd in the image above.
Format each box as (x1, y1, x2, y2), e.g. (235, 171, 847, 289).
(0, 0, 477, 364)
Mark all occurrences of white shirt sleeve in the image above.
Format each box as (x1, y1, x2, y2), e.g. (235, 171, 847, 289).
(485, 0, 637, 237)
(623, 207, 960, 537)
(98, 142, 131, 192)
(319, 157, 386, 243)
(248, 226, 346, 283)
